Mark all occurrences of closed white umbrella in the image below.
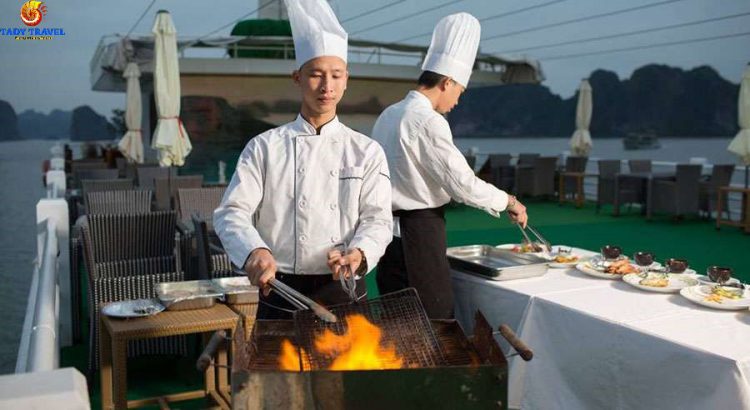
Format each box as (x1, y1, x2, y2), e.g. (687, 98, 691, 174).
(117, 62, 144, 163)
(151, 10, 191, 167)
(569, 79, 593, 157)
(728, 64, 750, 187)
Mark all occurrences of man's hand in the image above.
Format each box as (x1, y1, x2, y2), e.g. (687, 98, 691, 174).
(244, 248, 276, 296)
(327, 248, 364, 280)
(507, 196, 529, 228)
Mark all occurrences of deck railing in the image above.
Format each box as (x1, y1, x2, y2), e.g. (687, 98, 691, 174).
(4, 158, 88, 407)
(16, 167, 71, 373)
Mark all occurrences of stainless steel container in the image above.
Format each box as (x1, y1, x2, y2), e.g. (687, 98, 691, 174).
(155, 280, 223, 311)
(447, 245, 549, 281)
(212, 277, 259, 305)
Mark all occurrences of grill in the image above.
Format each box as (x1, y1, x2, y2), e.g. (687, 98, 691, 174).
(228, 290, 532, 410)
(292, 288, 445, 370)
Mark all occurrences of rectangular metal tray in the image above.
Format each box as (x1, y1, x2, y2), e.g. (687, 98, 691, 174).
(211, 276, 259, 304)
(155, 280, 223, 311)
(447, 245, 549, 281)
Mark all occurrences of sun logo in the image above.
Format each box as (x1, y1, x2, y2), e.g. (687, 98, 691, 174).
(20, 1, 47, 27)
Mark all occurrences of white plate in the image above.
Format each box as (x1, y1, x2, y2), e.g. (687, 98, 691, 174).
(679, 285, 750, 311)
(622, 273, 699, 293)
(575, 261, 634, 279)
(102, 298, 165, 318)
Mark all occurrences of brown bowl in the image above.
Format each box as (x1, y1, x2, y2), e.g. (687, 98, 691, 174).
(665, 258, 688, 273)
(601, 245, 622, 260)
(707, 266, 733, 283)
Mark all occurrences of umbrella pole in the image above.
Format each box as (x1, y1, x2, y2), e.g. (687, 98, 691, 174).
(745, 165, 748, 189)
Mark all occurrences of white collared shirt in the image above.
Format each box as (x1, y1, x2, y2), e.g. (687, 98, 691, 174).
(372, 90, 508, 234)
(214, 115, 393, 275)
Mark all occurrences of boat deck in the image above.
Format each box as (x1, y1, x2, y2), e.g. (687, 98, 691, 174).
(61, 200, 750, 408)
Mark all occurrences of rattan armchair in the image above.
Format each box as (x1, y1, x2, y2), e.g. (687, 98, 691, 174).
(648, 164, 702, 220)
(515, 156, 558, 198)
(79, 211, 186, 372)
(699, 164, 735, 218)
(154, 175, 204, 211)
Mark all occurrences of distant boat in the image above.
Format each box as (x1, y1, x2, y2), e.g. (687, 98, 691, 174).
(623, 132, 661, 150)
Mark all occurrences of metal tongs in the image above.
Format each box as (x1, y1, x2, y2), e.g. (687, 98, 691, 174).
(232, 269, 338, 323)
(516, 223, 552, 253)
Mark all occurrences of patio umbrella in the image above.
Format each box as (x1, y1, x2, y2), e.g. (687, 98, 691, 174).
(117, 62, 144, 163)
(728, 64, 750, 187)
(569, 79, 593, 157)
(151, 10, 191, 167)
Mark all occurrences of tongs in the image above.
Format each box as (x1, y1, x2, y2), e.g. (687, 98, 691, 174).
(516, 223, 552, 253)
(232, 269, 338, 323)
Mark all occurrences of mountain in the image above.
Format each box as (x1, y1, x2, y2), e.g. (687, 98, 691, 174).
(69, 106, 116, 141)
(0, 100, 21, 141)
(449, 64, 740, 138)
(18, 109, 71, 140)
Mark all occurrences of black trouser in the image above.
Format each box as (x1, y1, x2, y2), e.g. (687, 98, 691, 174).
(256, 272, 367, 320)
(376, 206, 453, 319)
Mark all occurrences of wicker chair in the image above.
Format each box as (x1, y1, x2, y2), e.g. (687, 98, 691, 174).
(515, 156, 557, 198)
(177, 187, 228, 279)
(136, 166, 178, 190)
(628, 159, 652, 173)
(648, 164, 702, 220)
(699, 164, 735, 218)
(154, 176, 204, 211)
(517, 153, 540, 166)
(176, 187, 226, 228)
(71, 168, 119, 190)
(193, 216, 234, 279)
(559, 156, 589, 202)
(85, 190, 152, 215)
(70, 190, 153, 342)
(596, 160, 622, 212)
(79, 211, 186, 372)
(484, 154, 514, 191)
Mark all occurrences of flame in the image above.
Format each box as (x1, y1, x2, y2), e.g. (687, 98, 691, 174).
(279, 314, 403, 371)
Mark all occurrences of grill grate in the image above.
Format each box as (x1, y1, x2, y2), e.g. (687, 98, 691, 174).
(292, 288, 445, 371)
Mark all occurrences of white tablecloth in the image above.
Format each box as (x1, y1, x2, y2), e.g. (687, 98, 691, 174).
(451, 247, 750, 410)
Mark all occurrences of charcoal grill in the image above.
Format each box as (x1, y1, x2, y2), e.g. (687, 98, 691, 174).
(224, 288, 532, 410)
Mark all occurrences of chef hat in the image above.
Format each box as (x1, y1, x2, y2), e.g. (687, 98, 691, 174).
(421, 12, 481, 88)
(284, 0, 348, 69)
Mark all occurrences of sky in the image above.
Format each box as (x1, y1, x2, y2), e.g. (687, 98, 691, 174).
(0, 0, 748, 116)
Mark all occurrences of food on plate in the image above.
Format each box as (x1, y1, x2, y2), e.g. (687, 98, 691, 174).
(703, 286, 743, 303)
(511, 242, 543, 253)
(605, 258, 638, 274)
(639, 275, 669, 287)
(554, 254, 580, 263)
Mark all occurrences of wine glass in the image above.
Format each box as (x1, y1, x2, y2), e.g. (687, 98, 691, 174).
(634, 251, 654, 278)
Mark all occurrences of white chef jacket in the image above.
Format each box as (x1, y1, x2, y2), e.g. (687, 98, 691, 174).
(372, 90, 509, 231)
(214, 114, 393, 276)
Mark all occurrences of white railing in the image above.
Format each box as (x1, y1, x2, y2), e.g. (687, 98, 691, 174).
(16, 169, 71, 373)
(16, 219, 60, 372)
(4, 155, 90, 408)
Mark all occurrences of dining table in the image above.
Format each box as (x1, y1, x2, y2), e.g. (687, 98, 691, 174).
(452, 246, 750, 410)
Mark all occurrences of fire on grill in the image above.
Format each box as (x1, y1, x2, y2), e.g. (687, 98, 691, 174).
(229, 289, 532, 409)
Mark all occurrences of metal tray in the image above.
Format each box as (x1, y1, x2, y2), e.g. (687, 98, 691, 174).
(155, 280, 223, 311)
(211, 276, 259, 304)
(447, 245, 549, 281)
(101, 298, 165, 318)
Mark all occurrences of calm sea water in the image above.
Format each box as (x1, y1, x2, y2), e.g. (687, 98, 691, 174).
(0, 136, 745, 374)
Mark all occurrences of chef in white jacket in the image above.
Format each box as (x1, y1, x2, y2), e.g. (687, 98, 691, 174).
(372, 13, 528, 319)
(214, 0, 392, 320)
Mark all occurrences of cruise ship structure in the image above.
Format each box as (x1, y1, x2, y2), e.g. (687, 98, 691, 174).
(89, 0, 543, 168)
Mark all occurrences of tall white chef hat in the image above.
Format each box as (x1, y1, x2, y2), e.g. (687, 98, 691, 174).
(421, 12, 481, 88)
(284, 0, 348, 69)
